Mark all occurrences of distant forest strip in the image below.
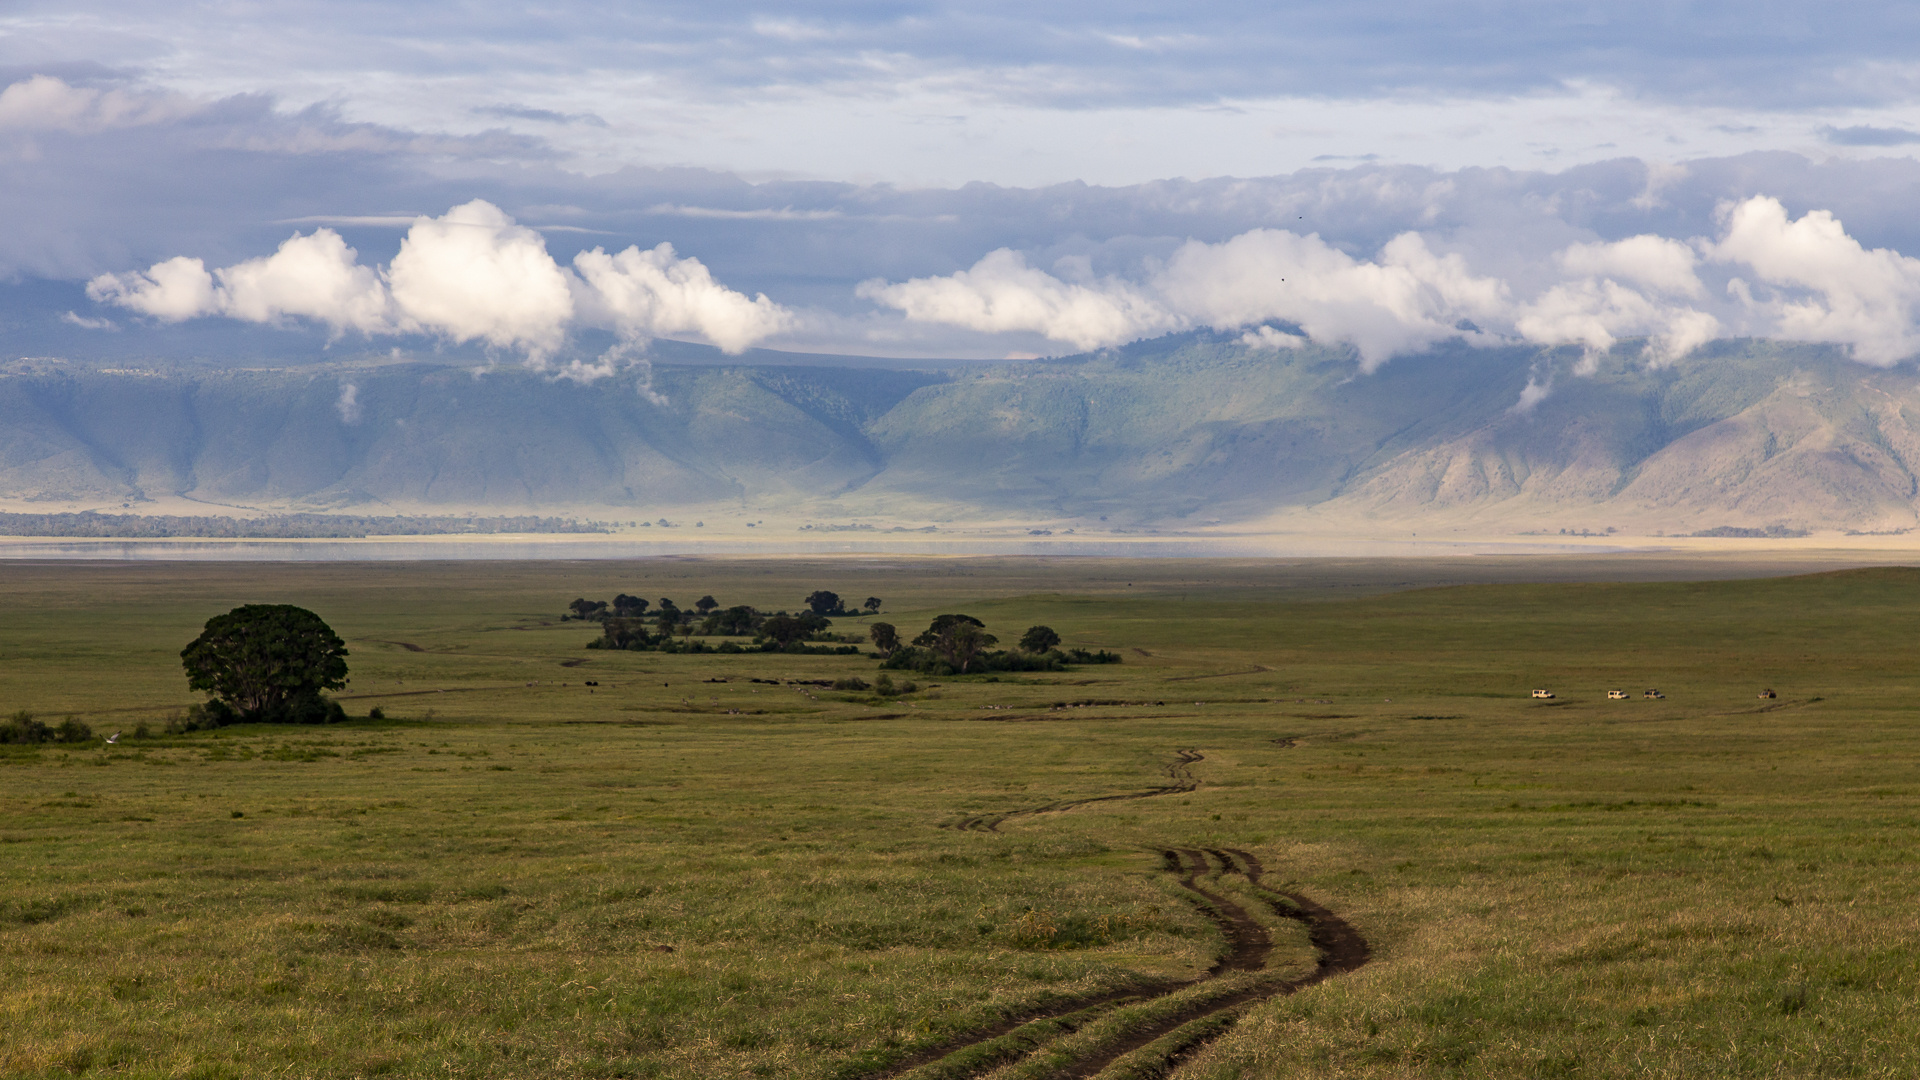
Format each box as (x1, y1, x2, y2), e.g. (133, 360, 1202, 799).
(0, 512, 612, 538)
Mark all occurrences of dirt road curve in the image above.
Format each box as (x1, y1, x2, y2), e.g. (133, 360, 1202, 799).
(948, 750, 1202, 832)
(867, 751, 1369, 1079)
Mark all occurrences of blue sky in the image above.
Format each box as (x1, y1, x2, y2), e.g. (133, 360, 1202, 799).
(10, 2, 1920, 361)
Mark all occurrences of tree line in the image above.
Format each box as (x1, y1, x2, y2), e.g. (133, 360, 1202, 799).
(866, 616, 1120, 675)
(566, 590, 1120, 673)
(19, 596, 1126, 738)
(0, 511, 611, 538)
(573, 590, 880, 654)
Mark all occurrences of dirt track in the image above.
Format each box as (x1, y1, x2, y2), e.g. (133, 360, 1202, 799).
(1054, 848, 1369, 1079)
(874, 754, 1370, 1079)
(947, 750, 1202, 832)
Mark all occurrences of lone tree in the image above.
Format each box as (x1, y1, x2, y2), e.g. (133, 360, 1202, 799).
(694, 595, 720, 615)
(914, 614, 997, 673)
(181, 605, 349, 724)
(805, 590, 844, 616)
(868, 621, 900, 656)
(863, 596, 883, 613)
(1019, 625, 1062, 653)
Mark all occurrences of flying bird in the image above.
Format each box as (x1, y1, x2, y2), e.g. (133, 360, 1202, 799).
(106, 732, 120, 744)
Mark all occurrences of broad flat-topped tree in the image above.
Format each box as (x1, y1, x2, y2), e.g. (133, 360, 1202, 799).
(180, 604, 349, 723)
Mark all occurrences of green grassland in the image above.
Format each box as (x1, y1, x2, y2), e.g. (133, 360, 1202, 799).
(2, 556, 1918, 1079)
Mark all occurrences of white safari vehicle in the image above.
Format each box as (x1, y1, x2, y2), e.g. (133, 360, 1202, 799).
(1606, 689, 1629, 700)
(1531, 689, 1555, 699)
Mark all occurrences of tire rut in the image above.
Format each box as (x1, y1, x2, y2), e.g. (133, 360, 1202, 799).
(1164, 666, 1270, 683)
(947, 751, 1201, 832)
(1053, 848, 1368, 1080)
(877, 786, 1369, 1079)
(863, 844, 1251, 1080)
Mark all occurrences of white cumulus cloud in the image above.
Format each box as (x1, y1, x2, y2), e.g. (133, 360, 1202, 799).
(87, 256, 220, 321)
(572, 242, 792, 353)
(215, 229, 393, 334)
(864, 199, 1920, 369)
(1710, 195, 1920, 365)
(1517, 234, 1720, 366)
(1514, 278, 1721, 367)
(1555, 235, 1705, 299)
(387, 200, 575, 358)
(1152, 230, 1510, 369)
(861, 230, 1510, 369)
(856, 248, 1180, 351)
(85, 200, 792, 361)
(88, 228, 392, 337)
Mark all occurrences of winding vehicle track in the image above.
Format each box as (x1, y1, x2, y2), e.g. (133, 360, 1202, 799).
(1165, 665, 1271, 682)
(875, 757, 1370, 1079)
(1053, 848, 1369, 1079)
(947, 751, 1202, 832)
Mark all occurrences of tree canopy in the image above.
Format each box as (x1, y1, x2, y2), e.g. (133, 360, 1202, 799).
(805, 590, 847, 616)
(180, 604, 349, 724)
(913, 614, 997, 672)
(1019, 625, 1062, 652)
(759, 614, 815, 647)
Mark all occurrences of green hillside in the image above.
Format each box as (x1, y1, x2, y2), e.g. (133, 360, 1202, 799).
(4, 337, 1919, 530)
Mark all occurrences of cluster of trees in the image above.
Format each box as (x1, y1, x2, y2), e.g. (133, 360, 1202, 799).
(868, 616, 1121, 675)
(574, 591, 874, 654)
(565, 592, 1122, 672)
(803, 591, 882, 617)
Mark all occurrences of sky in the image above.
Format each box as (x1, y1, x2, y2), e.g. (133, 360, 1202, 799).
(11, 2, 1920, 364)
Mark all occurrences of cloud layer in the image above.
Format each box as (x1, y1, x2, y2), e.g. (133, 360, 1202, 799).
(862, 196, 1920, 369)
(17, 63, 1920, 366)
(87, 200, 791, 358)
(16, 4, 1920, 187)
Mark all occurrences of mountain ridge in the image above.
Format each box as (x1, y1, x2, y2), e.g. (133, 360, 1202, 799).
(4, 337, 1920, 533)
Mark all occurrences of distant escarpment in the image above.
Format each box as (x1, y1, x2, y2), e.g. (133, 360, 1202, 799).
(4, 337, 1919, 532)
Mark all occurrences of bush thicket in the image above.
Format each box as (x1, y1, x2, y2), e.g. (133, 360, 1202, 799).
(0, 711, 93, 744)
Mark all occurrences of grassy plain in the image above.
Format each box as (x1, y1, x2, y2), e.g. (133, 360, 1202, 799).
(2, 555, 1918, 1079)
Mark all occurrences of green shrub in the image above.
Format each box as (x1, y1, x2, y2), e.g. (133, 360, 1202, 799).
(164, 705, 224, 733)
(0, 712, 91, 744)
(0, 710, 51, 744)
